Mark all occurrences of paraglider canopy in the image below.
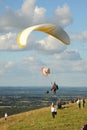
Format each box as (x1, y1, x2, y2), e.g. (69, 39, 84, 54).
(17, 23, 70, 48)
(41, 67, 50, 76)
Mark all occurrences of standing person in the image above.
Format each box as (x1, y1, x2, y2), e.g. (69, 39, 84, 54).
(56, 99, 62, 109)
(51, 82, 58, 94)
(4, 112, 8, 120)
(77, 98, 81, 109)
(51, 102, 57, 118)
(81, 98, 85, 108)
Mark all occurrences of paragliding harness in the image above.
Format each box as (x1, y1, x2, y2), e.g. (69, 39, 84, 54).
(51, 82, 59, 93)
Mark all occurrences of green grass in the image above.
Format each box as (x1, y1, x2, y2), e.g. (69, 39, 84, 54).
(0, 101, 87, 130)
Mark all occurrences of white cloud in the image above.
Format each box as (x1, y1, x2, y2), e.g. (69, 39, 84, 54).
(0, 7, 20, 32)
(52, 49, 81, 60)
(71, 31, 87, 43)
(72, 60, 87, 73)
(0, 1, 72, 32)
(0, 54, 86, 86)
(51, 4, 73, 26)
(20, 0, 35, 16)
(0, 0, 86, 87)
(0, 32, 21, 50)
(0, 0, 47, 32)
(23, 55, 44, 66)
(0, 55, 86, 75)
(0, 62, 5, 75)
(0, 70, 3, 75)
(0, 55, 43, 78)
(0, 32, 82, 61)
(4, 61, 14, 68)
(0, 31, 68, 54)
(34, 36, 67, 54)
(33, 6, 46, 24)
(0, 0, 72, 53)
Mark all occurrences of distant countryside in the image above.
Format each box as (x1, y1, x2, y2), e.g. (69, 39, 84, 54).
(0, 86, 87, 118)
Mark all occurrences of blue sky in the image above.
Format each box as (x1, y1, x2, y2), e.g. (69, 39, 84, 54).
(0, 0, 87, 87)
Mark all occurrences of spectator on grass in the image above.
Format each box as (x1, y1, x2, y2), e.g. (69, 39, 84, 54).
(51, 102, 57, 118)
(56, 99, 62, 109)
(80, 124, 87, 130)
(4, 112, 8, 120)
(81, 98, 85, 108)
(77, 98, 81, 109)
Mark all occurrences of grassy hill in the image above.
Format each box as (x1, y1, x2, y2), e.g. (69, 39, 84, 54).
(0, 100, 87, 130)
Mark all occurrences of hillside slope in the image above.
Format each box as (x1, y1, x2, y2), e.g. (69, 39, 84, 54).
(0, 101, 87, 130)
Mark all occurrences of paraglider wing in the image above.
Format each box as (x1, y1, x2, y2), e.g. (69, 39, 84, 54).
(17, 23, 70, 48)
(41, 67, 50, 76)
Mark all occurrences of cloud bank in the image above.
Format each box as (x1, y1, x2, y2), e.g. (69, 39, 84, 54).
(0, 0, 86, 87)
